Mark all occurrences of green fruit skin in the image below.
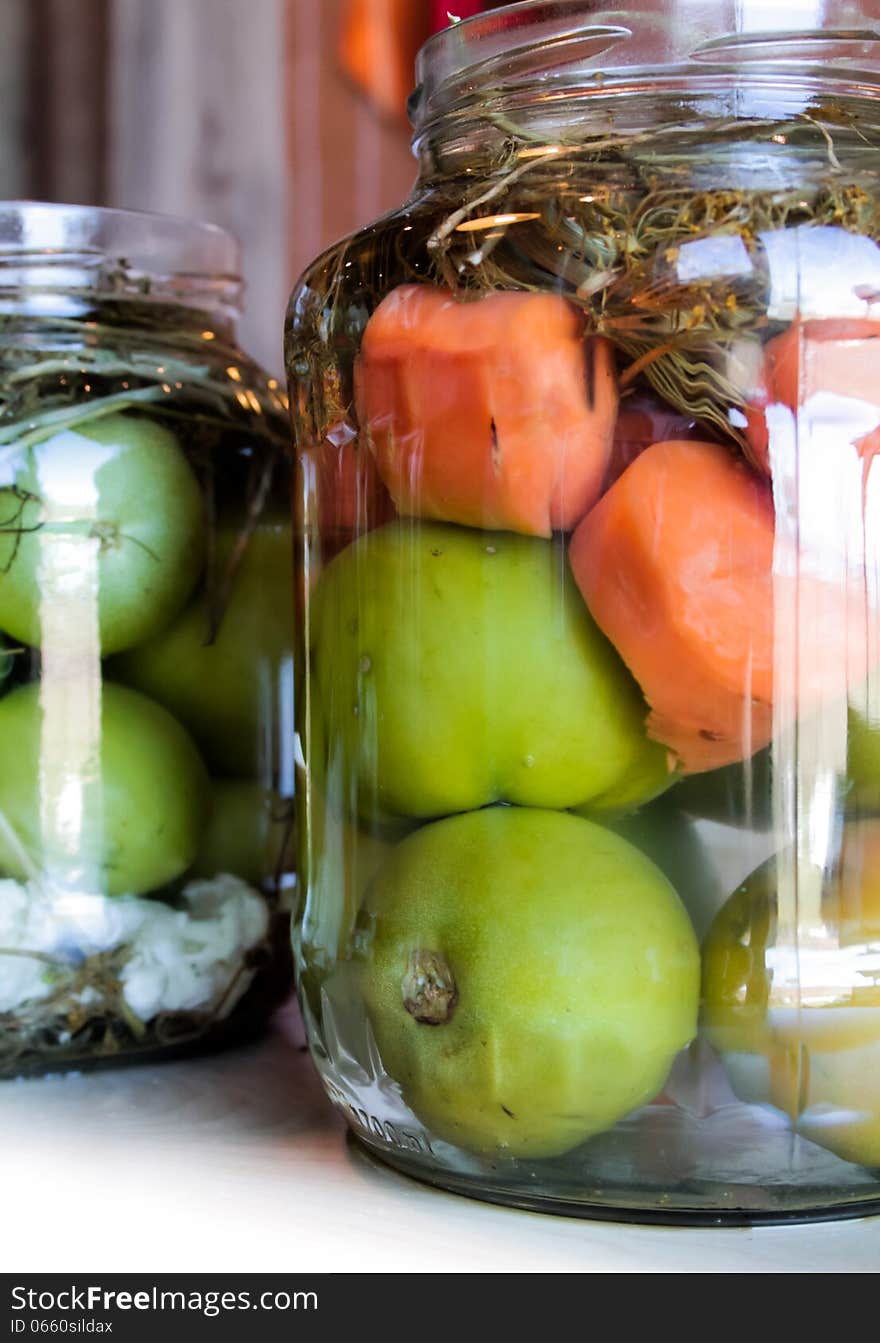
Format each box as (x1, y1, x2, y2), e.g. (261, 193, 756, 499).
(0, 681, 211, 897)
(296, 798, 401, 1019)
(701, 853, 880, 1166)
(295, 709, 414, 1017)
(191, 779, 294, 887)
(701, 873, 776, 1060)
(0, 413, 205, 655)
(847, 706, 880, 812)
(361, 806, 700, 1159)
(580, 735, 678, 820)
(310, 522, 671, 821)
(112, 518, 293, 779)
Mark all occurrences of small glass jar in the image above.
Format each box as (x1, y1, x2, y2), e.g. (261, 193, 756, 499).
(286, 1, 880, 1222)
(0, 203, 295, 1077)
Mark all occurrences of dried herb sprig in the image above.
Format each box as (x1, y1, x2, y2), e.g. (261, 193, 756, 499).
(288, 105, 880, 456)
(0, 929, 275, 1077)
(0, 297, 292, 641)
(0, 311, 289, 453)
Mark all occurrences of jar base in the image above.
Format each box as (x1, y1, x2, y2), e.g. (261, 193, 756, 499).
(348, 1132, 880, 1228)
(1, 1001, 275, 1081)
(0, 926, 293, 1081)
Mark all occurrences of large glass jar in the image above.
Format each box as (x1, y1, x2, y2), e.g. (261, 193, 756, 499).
(0, 203, 294, 1077)
(286, 1, 880, 1222)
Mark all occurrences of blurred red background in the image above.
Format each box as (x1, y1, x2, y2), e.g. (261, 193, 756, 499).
(0, 0, 501, 372)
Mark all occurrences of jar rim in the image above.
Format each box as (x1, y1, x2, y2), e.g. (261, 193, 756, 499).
(0, 201, 243, 324)
(411, 0, 880, 128)
(0, 201, 241, 278)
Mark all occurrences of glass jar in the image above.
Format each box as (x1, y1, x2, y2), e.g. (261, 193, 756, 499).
(286, 0, 880, 1222)
(0, 203, 295, 1078)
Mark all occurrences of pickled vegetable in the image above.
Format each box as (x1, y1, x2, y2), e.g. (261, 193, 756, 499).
(570, 439, 776, 773)
(361, 806, 700, 1158)
(113, 516, 293, 778)
(0, 413, 205, 655)
(307, 435, 395, 556)
(355, 285, 617, 537)
(0, 206, 294, 1077)
(287, 7, 880, 1216)
(310, 520, 673, 819)
(192, 780, 293, 887)
(703, 820, 880, 1168)
(0, 681, 210, 897)
(746, 318, 880, 472)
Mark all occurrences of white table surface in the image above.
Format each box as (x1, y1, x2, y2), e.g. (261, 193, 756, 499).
(2, 1004, 878, 1274)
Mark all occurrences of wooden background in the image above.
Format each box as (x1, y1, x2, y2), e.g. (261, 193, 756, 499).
(0, 0, 417, 373)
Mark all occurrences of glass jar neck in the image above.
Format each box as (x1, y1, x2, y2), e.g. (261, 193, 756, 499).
(411, 0, 880, 181)
(0, 203, 242, 344)
(413, 72, 880, 186)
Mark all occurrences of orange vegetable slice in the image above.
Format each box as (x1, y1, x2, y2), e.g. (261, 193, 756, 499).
(570, 440, 776, 773)
(354, 285, 618, 537)
(746, 319, 880, 473)
(302, 431, 395, 560)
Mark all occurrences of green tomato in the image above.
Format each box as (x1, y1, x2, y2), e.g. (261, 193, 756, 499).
(0, 680, 210, 896)
(701, 872, 777, 1063)
(191, 779, 294, 887)
(0, 413, 205, 655)
(581, 735, 678, 819)
(703, 825, 880, 1169)
(296, 791, 402, 1019)
(360, 806, 700, 1159)
(310, 522, 674, 821)
(295, 706, 415, 1018)
(112, 516, 293, 779)
(846, 704, 880, 813)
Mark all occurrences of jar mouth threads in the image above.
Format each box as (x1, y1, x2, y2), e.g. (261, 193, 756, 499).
(0, 202, 243, 324)
(692, 29, 880, 66)
(410, 0, 880, 131)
